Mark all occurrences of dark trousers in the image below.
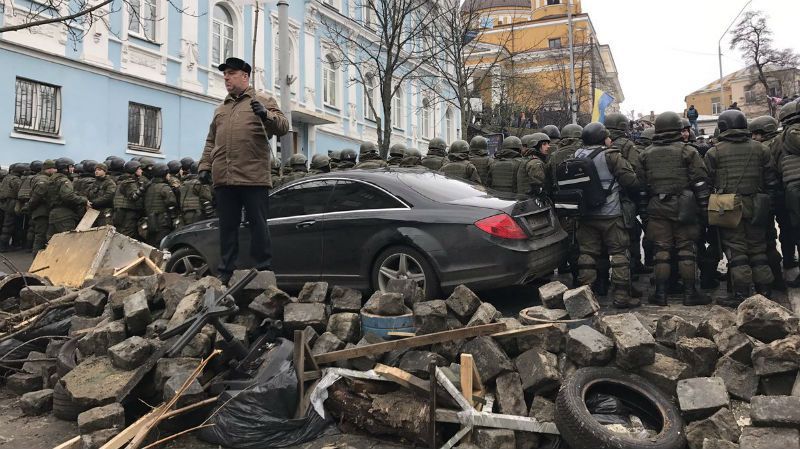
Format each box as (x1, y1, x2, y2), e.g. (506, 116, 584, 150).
(215, 186, 272, 275)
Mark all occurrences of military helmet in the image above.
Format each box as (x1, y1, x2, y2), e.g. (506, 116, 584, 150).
(150, 162, 169, 178)
(749, 115, 779, 135)
(502, 136, 522, 151)
(561, 123, 583, 139)
(83, 160, 98, 173)
(30, 160, 43, 173)
(359, 141, 378, 155)
(329, 150, 342, 163)
(167, 160, 182, 175)
(13, 163, 29, 174)
(641, 128, 655, 140)
(405, 148, 422, 158)
(469, 135, 487, 151)
(581, 122, 609, 146)
(139, 157, 155, 170)
(654, 111, 684, 133)
(604, 113, 629, 131)
(55, 157, 75, 171)
(542, 125, 561, 140)
(520, 134, 534, 149)
(681, 118, 692, 130)
(341, 148, 357, 162)
(124, 160, 141, 174)
(73, 162, 83, 174)
(108, 156, 125, 173)
(42, 160, 56, 170)
(389, 143, 407, 158)
(778, 100, 800, 124)
(289, 153, 308, 167)
(428, 137, 447, 151)
(180, 157, 195, 171)
(190, 161, 199, 174)
(449, 140, 469, 154)
(718, 109, 748, 132)
(310, 154, 330, 170)
(528, 132, 551, 148)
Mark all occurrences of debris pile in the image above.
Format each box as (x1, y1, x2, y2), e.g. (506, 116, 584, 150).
(0, 268, 799, 449)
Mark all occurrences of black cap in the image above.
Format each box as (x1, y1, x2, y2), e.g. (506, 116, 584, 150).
(218, 57, 251, 74)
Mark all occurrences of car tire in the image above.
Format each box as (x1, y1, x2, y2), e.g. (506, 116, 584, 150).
(56, 338, 78, 378)
(165, 247, 210, 277)
(52, 382, 87, 421)
(372, 245, 439, 300)
(555, 366, 686, 449)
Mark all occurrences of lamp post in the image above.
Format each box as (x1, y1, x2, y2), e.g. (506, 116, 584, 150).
(278, 0, 293, 165)
(717, 0, 752, 115)
(567, 0, 577, 124)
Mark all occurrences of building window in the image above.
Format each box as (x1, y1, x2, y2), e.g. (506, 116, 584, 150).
(212, 5, 234, 66)
(128, 102, 162, 152)
(548, 38, 562, 49)
(274, 36, 297, 94)
(128, 0, 157, 41)
(322, 54, 338, 108)
(421, 97, 432, 138)
(744, 89, 757, 104)
(445, 107, 454, 142)
(364, 1, 376, 29)
(364, 75, 377, 121)
(768, 86, 781, 98)
(14, 78, 61, 137)
(711, 97, 721, 115)
(321, 0, 338, 11)
(547, 0, 560, 5)
(392, 85, 404, 129)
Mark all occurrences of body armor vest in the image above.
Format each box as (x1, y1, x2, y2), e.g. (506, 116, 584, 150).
(441, 161, 469, 180)
(421, 155, 445, 170)
(114, 176, 143, 210)
(713, 140, 763, 195)
(469, 156, 491, 185)
(144, 179, 171, 213)
(644, 143, 688, 194)
(0, 174, 19, 200)
(489, 158, 520, 193)
(180, 178, 202, 211)
(574, 148, 621, 217)
(17, 175, 34, 201)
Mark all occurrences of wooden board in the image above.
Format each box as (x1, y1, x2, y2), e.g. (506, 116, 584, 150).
(75, 208, 100, 231)
(375, 363, 431, 396)
(52, 436, 80, 449)
(314, 322, 507, 365)
(490, 324, 555, 339)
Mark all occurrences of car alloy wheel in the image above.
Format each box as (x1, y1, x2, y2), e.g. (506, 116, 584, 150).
(167, 248, 209, 277)
(377, 252, 426, 292)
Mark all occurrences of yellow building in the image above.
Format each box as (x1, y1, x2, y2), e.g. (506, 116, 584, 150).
(685, 64, 800, 118)
(462, 0, 623, 127)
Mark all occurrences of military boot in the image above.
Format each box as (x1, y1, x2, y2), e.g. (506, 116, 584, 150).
(592, 276, 609, 296)
(612, 284, 640, 309)
(700, 273, 720, 289)
(683, 285, 711, 306)
(648, 283, 668, 306)
(630, 283, 643, 298)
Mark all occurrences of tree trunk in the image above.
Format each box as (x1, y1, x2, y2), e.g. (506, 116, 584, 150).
(381, 101, 393, 159)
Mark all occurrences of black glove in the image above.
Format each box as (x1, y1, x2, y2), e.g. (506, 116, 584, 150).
(251, 100, 269, 121)
(199, 170, 212, 185)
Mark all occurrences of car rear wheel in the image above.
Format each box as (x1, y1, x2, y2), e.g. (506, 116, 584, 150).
(372, 246, 439, 300)
(166, 247, 210, 277)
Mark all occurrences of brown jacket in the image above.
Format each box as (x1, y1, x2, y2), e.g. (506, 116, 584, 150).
(200, 87, 289, 187)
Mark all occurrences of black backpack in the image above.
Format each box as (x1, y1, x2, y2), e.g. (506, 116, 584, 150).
(552, 148, 608, 215)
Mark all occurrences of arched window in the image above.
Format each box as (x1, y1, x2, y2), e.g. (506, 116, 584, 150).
(322, 54, 339, 107)
(421, 97, 432, 138)
(364, 74, 377, 121)
(392, 84, 404, 129)
(445, 107, 454, 142)
(274, 36, 297, 94)
(212, 4, 234, 66)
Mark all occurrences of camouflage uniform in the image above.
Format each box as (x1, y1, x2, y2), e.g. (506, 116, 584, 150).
(439, 140, 481, 183)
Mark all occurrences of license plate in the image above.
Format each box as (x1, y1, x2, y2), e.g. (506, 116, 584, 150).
(524, 212, 550, 231)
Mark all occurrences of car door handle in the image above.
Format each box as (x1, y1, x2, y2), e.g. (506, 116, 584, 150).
(296, 219, 317, 229)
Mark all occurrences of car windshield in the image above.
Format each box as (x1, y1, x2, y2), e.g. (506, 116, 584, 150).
(397, 171, 496, 201)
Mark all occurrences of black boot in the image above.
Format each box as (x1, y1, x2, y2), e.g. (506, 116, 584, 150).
(683, 285, 711, 306)
(630, 283, 643, 298)
(649, 283, 668, 306)
(593, 277, 609, 296)
(700, 273, 720, 289)
(612, 284, 641, 309)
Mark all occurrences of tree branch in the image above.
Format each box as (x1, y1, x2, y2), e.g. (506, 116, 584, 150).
(0, 0, 113, 33)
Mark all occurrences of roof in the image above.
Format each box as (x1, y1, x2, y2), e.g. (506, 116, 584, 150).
(461, 0, 531, 12)
(688, 63, 798, 95)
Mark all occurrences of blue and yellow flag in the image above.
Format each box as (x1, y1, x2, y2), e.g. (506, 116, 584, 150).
(591, 88, 614, 122)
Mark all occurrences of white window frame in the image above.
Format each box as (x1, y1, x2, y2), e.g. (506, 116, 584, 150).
(14, 78, 62, 137)
(127, 102, 163, 153)
(128, 0, 158, 42)
(364, 74, 377, 121)
(420, 97, 432, 139)
(273, 35, 298, 94)
(392, 85, 405, 130)
(323, 54, 339, 108)
(212, 4, 234, 67)
(445, 107, 454, 143)
(363, 1, 376, 30)
(711, 97, 721, 115)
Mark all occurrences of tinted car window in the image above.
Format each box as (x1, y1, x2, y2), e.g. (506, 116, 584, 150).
(327, 180, 405, 213)
(270, 180, 335, 218)
(397, 171, 490, 201)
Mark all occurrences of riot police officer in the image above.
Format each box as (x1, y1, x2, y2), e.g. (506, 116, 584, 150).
(106, 156, 125, 183)
(639, 112, 711, 306)
(166, 160, 183, 193)
(422, 138, 447, 170)
(387, 143, 407, 166)
(73, 160, 97, 197)
(468, 135, 493, 185)
(180, 162, 214, 225)
(143, 163, 178, 247)
(542, 125, 561, 147)
(705, 109, 780, 304)
(179, 157, 195, 180)
(548, 124, 583, 190)
(310, 154, 332, 174)
(23, 160, 54, 253)
(329, 150, 342, 170)
(517, 132, 549, 197)
(87, 163, 117, 227)
(113, 160, 146, 239)
(400, 148, 423, 167)
(487, 136, 522, 194)
(0, 163, 24, 251)
(440, 140, 481, 183)
(354, 142, 387, 169)
(47, 158, 88, 238)
(18, 160, 41, 250)
(337, 149, 357, 170)
(771, 100, 800, 287)
(281, 154, 309, 184)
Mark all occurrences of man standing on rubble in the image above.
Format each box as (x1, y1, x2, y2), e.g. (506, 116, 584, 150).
(199, 57, 289, 284)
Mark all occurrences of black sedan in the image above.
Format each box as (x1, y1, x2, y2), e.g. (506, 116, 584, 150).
(161, 168, 568, 298)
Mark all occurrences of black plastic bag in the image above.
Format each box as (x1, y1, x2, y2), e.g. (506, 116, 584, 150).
(585, 392, 631, 425)
(199, 338, 332, 449)
(20, 307, 74, 342)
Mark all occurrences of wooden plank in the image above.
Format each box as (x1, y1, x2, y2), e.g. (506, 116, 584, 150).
(314, 323, 507, 365)
(435, 367, 472, 412)
(490, 324, 555, 339)
(434, 409, 559, 434)
(99, 408, 162, 449)
(460, 354, 474, 408)
(387, 331, 416, 338)
(113, 257, 146, 277)
(52, 436, 80, 449)
(375, 363, 431, 397)
(75, 208, 100, 231)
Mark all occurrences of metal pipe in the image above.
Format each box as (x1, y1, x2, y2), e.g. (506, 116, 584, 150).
(278, 0, 293, 165)
(567, 0, 577, 124)
(718, 0, 752, 115)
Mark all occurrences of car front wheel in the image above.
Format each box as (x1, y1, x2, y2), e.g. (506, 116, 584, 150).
(165, 247, 210, 277)
(372, 245, 439, 300)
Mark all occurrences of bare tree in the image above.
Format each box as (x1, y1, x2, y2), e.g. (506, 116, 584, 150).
(536, 34, 597, 127)
(730, 10, 799, 116)
(0, 0, 193, 45)
(321, 0, 438, 157)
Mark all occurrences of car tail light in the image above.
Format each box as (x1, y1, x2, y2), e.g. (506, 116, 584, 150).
(474, 213, 528, 239)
